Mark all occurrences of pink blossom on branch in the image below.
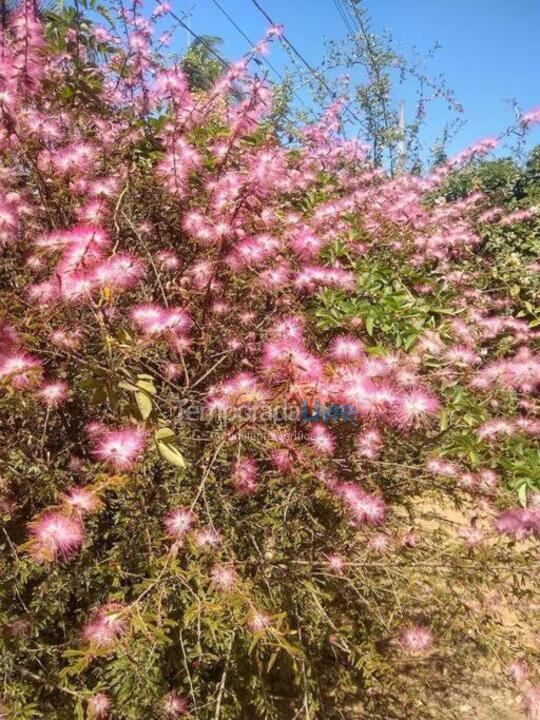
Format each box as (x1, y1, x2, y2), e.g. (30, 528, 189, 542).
(399, 625, 434, 655)
(37, 380, 68, 407)
(91, 426, 146, 470)
(0, 351, 41, 388)
(27, 512, 84, 563)
(164, 507, 195, 539)
(162, 692, 188, 717)
(81, 603, 128, 649)
(87, 693, 112, 719)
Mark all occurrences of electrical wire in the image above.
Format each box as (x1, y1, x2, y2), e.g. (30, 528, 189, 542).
(249, 0, 363, 126)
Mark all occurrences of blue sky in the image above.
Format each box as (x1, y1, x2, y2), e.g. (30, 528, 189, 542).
(158, 0, 540, 158)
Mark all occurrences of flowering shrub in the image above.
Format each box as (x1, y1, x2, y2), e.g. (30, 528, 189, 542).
(0, 3, 538, 719)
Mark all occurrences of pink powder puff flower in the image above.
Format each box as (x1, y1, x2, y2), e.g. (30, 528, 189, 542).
(152, 2, 172, 18)
(259, 263, 291, 290)
(329, 335, 365, 363)
(232, 458, 259, 495)
(208, 372, 268, 411)
(476, 418, 515, 441)
(50, 327, 82, 350)
(85, 421, 106, 437)
(337, 483, 386, 526)
(271, 448, 294, 474)
(213, 301, 231, 315)
(0, 323, 19, 350)
(193, 528, 221, 548)
(92, 426, 146, 470)
(249, 610, 271, 632)
(63, 486, 100, 514)
(338, 374, 382, 419)
(326, 554, 346, 573)
(270, 342, 324, 384)
(309, 423, 335, 456)
(82, 603, 127, 648)
(399, 625, 433, 655)
(37, 380, 68, 407)
(355, 428, 383, 459)
(267, 316, 306, 344)
(156, 249, 181, 270)
(133, 305, 169, 333)
(169, 335, 191, 354)
(394, 389, 440, 427)
(77, 199, 109, 224)
(520, 107, 540, 128)
(368, 533, 392, 553)
(163, 691, 188, 717)
(266, 23, 284, 39)
(164, 507, 195, 539)
(457, 525, 484, 547)
(0, 350, 41, 388)
(164, 362, 182, 380)
(475, 469, 499, 495)
(28, 511, 84, 563)
(210, 565, 236, 591)
(290, 227, 321, 259)
(130, 304, 191, 336)
(92, 253, 145, 290)
(88, 693, 112, 718)
(495, 507, 540, 539)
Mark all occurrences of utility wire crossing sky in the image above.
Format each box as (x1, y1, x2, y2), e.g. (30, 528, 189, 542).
(163, 0, 540, 157)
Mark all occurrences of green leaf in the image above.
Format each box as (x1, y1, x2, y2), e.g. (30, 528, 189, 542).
(135, 390, 153, 420)
(157, 440, 186, 469)
(439, 410, 448, 432)
(136, 374, 156, 393)
(120, 374, 156, 419)
(517, 483, 529, 507)
(365, 316, 375, 336)
(118, 380, 138, 392)
(155, 427, 176, 441)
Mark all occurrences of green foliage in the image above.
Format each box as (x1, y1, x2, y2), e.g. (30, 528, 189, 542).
(181, 37, 227, 92)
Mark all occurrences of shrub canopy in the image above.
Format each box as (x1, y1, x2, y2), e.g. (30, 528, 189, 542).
(0, 3, 538, 719)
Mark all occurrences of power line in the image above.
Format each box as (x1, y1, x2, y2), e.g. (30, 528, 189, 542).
(340, 0, 361, 33)
(156, 0, 229, 69)
(249, 0, 325, 81)
(157, 0, 312, 116)
(209, 0, 311, 112)
(210, 0, 281, 78)
(333, 0, 355, 35)
(249, 0, 364, 127)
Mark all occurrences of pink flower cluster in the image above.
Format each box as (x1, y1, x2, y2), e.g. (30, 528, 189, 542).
(28, 512, 84, 563)
(495, 507, 540, 540)
(472, 348, 540, 394)
(399, 624, 434, 655)
(82, 603, 128, 649)
(130, 304, 191, 339)
(426, 458, 500, 496)
(29, 225, 145, 304)
(231, 458, 259, 495)
(335, 483, 386, 526)
(90, 425, 147, 470)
